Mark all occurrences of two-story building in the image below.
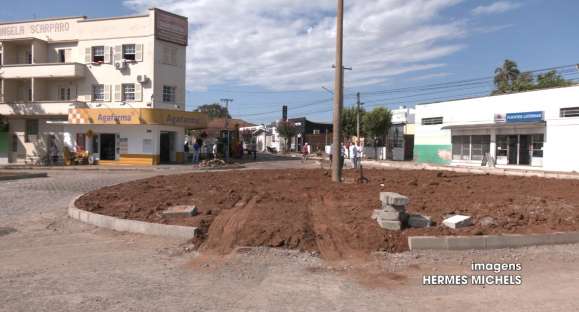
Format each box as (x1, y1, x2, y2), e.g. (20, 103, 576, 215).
(0, 8, 207, 165)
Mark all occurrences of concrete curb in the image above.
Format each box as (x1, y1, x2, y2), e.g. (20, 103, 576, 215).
(68, 196, 197, 239)
(364, 160, 579, 181)
(0, 172, 48, 181)
(408, 232, 579, 250)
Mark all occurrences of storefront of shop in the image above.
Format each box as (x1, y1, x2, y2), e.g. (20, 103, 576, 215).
(414, 86, 579, 172)
(64, 108, 207, 165)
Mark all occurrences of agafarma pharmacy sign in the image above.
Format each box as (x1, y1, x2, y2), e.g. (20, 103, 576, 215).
(506, 111, 544, 123)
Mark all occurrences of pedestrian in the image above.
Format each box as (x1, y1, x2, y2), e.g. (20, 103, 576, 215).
(251, 142, 257, 160)
(350, 142, 358, 169)
(212, 143, 218, 159)
(205, 142, 213, 160)
(192, 141, 201, 164)
(339, 143, 346, 170)
(302, 142, 310, 162)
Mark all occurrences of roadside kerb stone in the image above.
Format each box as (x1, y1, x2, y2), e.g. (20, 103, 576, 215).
(68, 196, 197, 239)
(408, 231, 579, 250)
(0, 172, 48, 181)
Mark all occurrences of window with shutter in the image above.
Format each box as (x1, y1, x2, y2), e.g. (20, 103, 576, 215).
(122, 44, 136, 61)
(135, 44, 143, 62)
(114, 84, 122, 102)
(113, 46, 122, 63)
(104, 85, 111, 102)
(92, 46, 105, 63)
(104, 47, 111, 63)
(84, 47, 92, 63)
(134, 84, 143, 102)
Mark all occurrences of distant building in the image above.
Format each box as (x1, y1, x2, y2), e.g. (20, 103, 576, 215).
(387, 106, 415, 161)
(286, 117, 333, 153)
(414, 85, 579, 172)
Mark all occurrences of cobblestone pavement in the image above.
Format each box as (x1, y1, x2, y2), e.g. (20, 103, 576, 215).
(1, 164, 579, 312)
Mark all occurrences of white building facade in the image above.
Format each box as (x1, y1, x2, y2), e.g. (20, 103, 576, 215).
(414, 85, 579, 172)
(0, 9, 207, 165)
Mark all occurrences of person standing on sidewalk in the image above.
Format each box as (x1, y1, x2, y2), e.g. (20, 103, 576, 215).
(349, 142, 357, 169)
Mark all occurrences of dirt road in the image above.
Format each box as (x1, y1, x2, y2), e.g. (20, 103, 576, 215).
(1, 161, 578, 311)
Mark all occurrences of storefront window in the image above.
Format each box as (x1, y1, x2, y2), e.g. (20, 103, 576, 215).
(532, 134, 544, 158)
(76, 134, 86, 152)
(496, 136, 509, 157)
(452, 135, 490, 161)
(25, 119, 39, 143)
(471, 135, 490, 161)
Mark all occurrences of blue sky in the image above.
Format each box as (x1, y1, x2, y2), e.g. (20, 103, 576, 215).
(2, 0, 578, 124)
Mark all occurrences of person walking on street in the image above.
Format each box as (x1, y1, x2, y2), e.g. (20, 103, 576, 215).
(302, 142, 310, 162)
(192, 141, 201, 164)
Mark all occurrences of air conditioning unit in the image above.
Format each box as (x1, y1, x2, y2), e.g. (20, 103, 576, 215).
(137, 75, 149, 83)
(115, 61, 127, 70)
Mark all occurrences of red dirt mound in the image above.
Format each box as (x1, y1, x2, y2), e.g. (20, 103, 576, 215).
(75, 169, 579, 260)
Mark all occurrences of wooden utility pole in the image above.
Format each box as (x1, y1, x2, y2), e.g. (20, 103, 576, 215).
(331, 0, 344, 183)
(356, 92, 363, 140)
(220, 98, 233, 163)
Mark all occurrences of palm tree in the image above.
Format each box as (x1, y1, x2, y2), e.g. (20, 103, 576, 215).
(493, 59, 520, 95)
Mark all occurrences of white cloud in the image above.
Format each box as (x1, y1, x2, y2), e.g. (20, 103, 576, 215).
(409, 72, 452, 81)
(124, 0, 468, 91)
(472, 1, 521, 16)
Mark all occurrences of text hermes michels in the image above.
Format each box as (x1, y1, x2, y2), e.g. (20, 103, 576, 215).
(423, 262, 523, 286)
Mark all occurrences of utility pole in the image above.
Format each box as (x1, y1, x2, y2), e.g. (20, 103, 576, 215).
(331, 0, 344, 183)
(220, 98, 233, 163)
(356, 92, 364, 140)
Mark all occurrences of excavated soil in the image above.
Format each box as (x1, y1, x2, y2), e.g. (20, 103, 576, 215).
(75, 169, 579, 260)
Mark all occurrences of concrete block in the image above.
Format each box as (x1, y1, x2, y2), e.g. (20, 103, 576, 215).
(161, 205, 198, 218)
(443, 215, 472, 229)
(407, 214, 432, 228)
(379, 192, 409, 206)
(371, 209, 381, 220)
(446, 236, 486, 250)
(408, 236, 447, 250)
(377, 218, 402, 231)
(373, 210, 401, 221)
(381, 203, 406, 212)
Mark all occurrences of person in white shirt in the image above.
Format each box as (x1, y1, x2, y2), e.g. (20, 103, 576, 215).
(349, 142, 357, 168)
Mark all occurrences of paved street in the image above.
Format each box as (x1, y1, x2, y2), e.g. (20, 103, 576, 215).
(1, 160, 579, 311)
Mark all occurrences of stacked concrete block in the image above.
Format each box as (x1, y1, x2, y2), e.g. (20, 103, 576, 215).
(374, 192, 409, 231)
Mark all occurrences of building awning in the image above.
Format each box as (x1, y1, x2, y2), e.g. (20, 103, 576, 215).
(68, 108, 208, 129)
(441, 121, 546, 130)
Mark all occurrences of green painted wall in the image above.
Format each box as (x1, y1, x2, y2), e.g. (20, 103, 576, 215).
(0, 132, 8, 154)
(414, 144, 452, 165)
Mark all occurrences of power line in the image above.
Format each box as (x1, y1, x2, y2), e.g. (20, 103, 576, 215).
(233, 63, 579, 119)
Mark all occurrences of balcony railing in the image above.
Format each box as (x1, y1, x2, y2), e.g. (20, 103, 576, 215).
(0, 63, 86, 79)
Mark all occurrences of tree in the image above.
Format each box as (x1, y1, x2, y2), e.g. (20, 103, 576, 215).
(492, 60, 574, 95)
(362, 107, 392, 159)
(277, 120, 297, 153)
(493, 59, 521, 95)
(536, 70, 574, 89)
(194, 103, 231, 119)
(341, 106, 365, 141)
